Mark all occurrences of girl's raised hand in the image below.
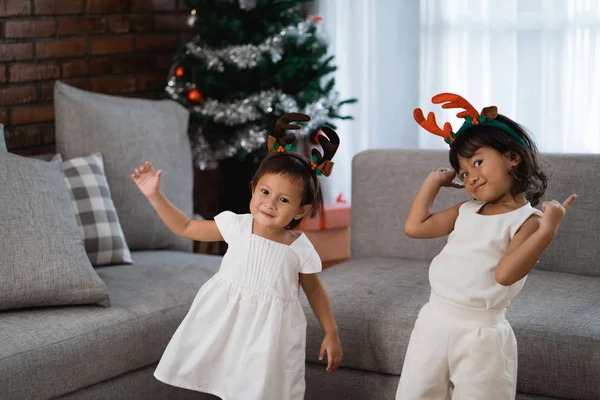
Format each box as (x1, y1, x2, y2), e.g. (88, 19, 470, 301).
(131, 161, 162, 198)
(540, 193, 577, 234)
(319, 332, 343, 372)
(430, 167, 464, 189)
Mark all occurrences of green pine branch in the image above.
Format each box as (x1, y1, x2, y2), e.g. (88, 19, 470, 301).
(184, 0, 305, 46)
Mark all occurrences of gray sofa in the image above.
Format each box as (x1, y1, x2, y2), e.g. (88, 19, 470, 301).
(303, 150, 600, 400)
(0, 250, 222, 400)
(0, 83, 223, 400)
(1, 138, 598, 398)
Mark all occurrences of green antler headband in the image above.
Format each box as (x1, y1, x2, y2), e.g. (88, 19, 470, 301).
(413, 93, 528, 147)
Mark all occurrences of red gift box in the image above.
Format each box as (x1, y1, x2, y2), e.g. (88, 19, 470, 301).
(303, 227, 351, 266)
(298, 194, 351, 266)
(300, 194, 351, 231)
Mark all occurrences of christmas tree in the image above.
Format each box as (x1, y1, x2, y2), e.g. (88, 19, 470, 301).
(165, 0, 355, 170)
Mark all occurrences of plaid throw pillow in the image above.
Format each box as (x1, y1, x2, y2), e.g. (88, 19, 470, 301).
(58, 153, 133, 266)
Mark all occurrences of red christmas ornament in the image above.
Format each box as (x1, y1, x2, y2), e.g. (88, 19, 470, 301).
(187, 88, 204, 104)
(308, 15, 323, 24)
(175, 66, 185, 78)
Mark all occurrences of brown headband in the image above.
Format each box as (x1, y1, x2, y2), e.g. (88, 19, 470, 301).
(268, 113, 340, 177)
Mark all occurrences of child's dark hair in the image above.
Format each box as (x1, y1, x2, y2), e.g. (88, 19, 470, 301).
(251, 152, 324, 230)
(448, 114, 548, 206)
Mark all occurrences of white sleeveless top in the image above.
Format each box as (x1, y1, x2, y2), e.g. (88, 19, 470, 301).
(429, 200, 543, 310)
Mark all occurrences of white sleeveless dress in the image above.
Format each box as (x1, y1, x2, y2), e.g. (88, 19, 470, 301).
(154, 211, 322, 400)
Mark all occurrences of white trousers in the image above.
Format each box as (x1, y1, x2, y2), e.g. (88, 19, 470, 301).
(396, 293, 517, 400)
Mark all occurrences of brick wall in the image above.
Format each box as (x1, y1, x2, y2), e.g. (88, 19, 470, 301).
(0, 0, 193, 155)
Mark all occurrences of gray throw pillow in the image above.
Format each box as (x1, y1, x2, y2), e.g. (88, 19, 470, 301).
(58, 153, 133, 266)
(0, 152, 110, 310)
(0, 124, 6, 152)
(54, 81, 193, 252)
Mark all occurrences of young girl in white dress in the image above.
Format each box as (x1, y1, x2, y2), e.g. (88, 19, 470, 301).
(131, 113, 343, 400)
(396, 93, 577, 400)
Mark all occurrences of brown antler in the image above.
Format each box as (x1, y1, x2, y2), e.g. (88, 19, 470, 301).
(432, 93, 479, 120)
(311, 126, 339, 176)
(413, 108, 453, 142)
(268, 112, 310, 152)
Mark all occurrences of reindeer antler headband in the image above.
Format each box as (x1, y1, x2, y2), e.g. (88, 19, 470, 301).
(414, 93, 528, 147)
(310, 126, 339, 176)
(268, 113, 339, 177)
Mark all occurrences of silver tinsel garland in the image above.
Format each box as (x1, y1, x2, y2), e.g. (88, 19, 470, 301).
(237, 0, 257, 10)
(184, 21, 326, 72)
(167, 82, 337, 128)
(167, 79, 339, 169)
(190, 125, 267, 170)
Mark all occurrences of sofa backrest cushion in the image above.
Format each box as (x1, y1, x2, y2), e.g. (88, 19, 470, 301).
(351, 149, 599, 277)
(54, 81, 193, 252)
(0, 124, 6, 152)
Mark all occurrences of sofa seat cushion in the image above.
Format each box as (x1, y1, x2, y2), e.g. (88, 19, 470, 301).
(0, 251, 221, 400)
(302, 258, 600, 400)
(302, 258, 430, 376)
(508, 270, 600, 399)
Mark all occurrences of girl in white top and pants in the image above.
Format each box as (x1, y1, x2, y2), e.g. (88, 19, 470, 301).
(397, 93, 577, 400)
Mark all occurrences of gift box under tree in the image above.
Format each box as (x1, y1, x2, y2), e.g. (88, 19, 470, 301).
(299, 194, 351, 266)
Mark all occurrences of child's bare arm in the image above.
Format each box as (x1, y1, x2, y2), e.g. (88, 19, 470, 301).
(132, 162, 223, 242)
(405, 168, 465, 239)
(300, 273, 342, 372)
(495, 194, 576, 286)
(300, 274, 338, 334)
(148, 192, 223, 242)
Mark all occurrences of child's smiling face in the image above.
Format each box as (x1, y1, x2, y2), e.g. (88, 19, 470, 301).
(250, 172, 310, 231)
(457, 146, 519, 202)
